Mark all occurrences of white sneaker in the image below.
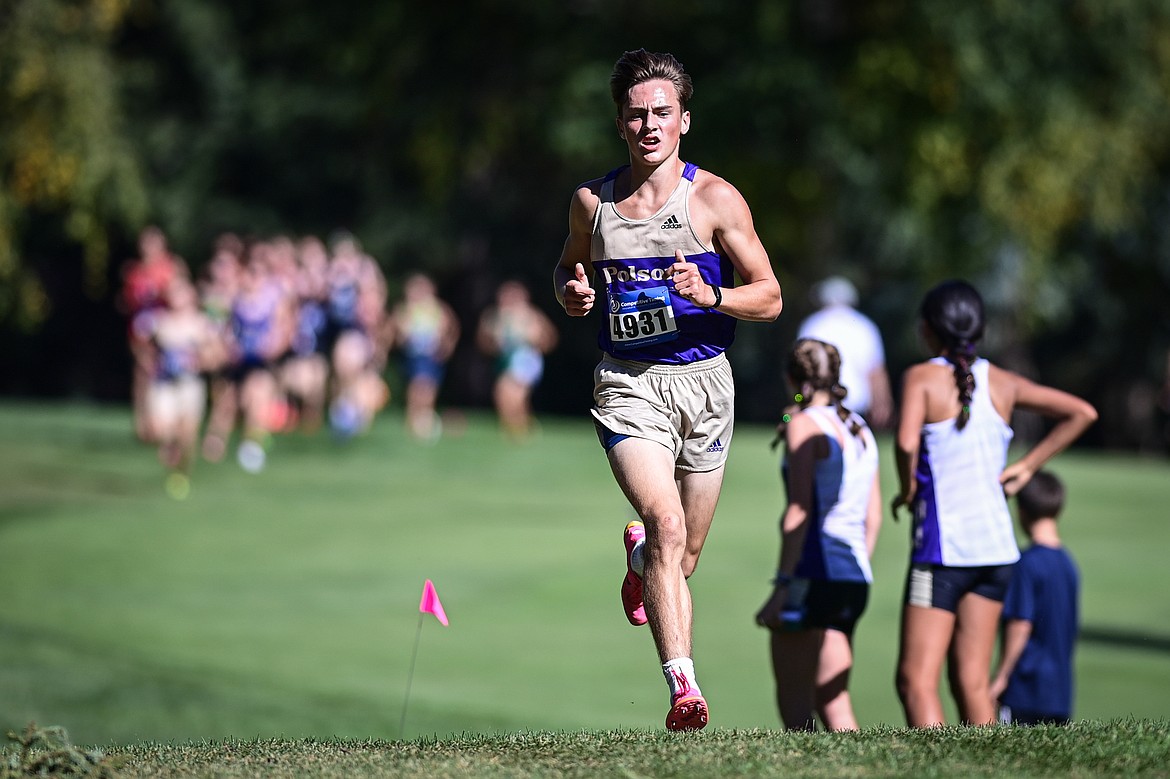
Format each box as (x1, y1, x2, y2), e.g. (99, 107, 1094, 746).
(237, 440, 266, 473)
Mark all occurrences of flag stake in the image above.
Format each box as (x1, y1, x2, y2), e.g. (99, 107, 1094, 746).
(400, 579, 448, 739)
(398, 612, 425, 739)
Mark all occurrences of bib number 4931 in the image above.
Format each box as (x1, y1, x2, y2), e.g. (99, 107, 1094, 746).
(608, 285, 678, 350)
(612, 309, 671, 340)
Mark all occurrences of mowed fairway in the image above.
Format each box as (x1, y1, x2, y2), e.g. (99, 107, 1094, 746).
(1, 401, 1168, 746)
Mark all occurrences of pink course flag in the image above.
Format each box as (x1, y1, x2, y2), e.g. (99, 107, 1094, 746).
(401, 579, 449, 737)
(419, 579, 449, 626)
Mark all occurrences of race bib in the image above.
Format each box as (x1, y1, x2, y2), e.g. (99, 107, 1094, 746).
(608, 285, 679, 349)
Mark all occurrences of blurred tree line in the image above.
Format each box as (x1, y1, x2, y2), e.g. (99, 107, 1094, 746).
(2, 0, 1169, 450)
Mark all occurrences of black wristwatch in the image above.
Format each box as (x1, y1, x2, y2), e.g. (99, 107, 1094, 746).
(706, 284, 722, 309)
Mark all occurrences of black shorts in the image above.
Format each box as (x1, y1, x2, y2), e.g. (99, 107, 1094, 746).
(227, 357, 271, 385)
(903, 563, 1014, 613)
(777, 579, 870, 636)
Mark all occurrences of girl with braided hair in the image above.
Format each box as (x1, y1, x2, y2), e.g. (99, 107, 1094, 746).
(891, 279, 1096, 727)
(755, 338, 882, 731)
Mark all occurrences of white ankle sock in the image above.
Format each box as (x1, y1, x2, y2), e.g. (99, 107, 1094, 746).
(662, 657, 700, 701)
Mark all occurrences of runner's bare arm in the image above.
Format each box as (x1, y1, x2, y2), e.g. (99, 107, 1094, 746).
(676, 174, 781, 322)
(554, 184, 599, 316)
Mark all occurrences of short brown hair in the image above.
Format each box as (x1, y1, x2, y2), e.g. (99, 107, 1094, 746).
(1016, 470, 1066, 521)
(610, 49, 694, 114)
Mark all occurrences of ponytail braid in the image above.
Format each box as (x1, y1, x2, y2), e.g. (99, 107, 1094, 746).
(949, 340, 977, 430)
(919, 280, 986, 432)
(832, 382, 864, 440)
(799, 380, 816, 406)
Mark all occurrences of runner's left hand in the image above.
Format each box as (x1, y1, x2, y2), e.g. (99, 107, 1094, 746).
(669, 251, 715, 307)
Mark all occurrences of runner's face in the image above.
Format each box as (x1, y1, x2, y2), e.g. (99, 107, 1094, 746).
(617, 79, 690, 166)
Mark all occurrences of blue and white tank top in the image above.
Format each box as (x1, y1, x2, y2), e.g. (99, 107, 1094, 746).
(589, 162, 735, 364)
(328, 278, 362, 332)
(232, 287, 279, 363)
(154, 328, 200, 382)
(292, 299, 327, 357)
(911, 357, 1019, 567)
(785, 406, 878, 583)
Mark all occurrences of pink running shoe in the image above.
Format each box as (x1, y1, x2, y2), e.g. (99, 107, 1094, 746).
(666, 692, 709, 732)
(621, 520, 647, 626)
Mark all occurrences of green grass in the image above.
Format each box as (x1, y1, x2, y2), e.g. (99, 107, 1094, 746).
(1, 401, 1168, 758)
(8, 721, 1170, 778)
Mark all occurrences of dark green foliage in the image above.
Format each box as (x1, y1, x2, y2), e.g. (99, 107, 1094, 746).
(3, 1, 1170, 433)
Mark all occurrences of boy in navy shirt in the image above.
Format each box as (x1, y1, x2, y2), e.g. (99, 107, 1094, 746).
(991, 470, 1080, 725)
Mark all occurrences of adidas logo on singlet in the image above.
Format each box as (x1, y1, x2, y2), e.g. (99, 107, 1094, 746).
(660, 215, 683, 229)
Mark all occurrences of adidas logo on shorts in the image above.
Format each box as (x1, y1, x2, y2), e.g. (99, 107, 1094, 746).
(660, 215, 683, 229)
(706, 438, 724, 453)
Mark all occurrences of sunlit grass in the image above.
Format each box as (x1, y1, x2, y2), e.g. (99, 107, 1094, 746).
(1, 401, 1168, 750)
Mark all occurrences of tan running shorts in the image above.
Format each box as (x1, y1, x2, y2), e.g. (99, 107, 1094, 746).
(590, 352, 734, 473)
(148, 375, 206, 430)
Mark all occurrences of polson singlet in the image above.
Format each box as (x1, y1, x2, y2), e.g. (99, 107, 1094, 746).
(911, 358, 1019, 567)
(590, 163, 734, 364)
